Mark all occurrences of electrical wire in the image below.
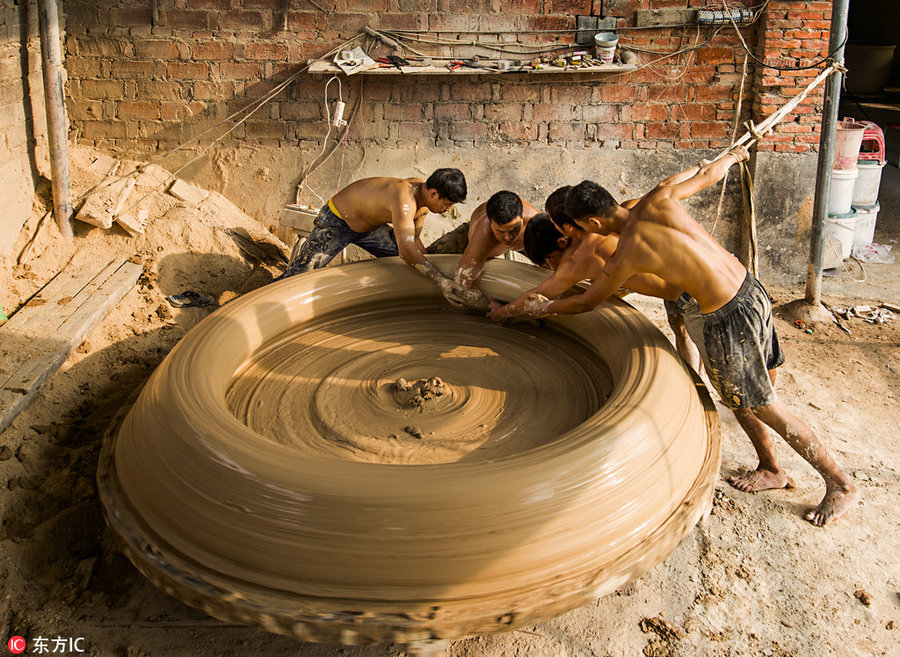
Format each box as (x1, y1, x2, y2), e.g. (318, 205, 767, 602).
(113, 36, 363, 219)
(721, 0, 846, 71)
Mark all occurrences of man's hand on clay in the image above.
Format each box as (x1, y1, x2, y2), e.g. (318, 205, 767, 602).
(522, 293, 553, 318)
(487, 300, 509, 322)
(439, 278, 468, 309)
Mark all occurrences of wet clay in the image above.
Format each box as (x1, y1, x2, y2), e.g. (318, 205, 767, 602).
(98, 256, 721, 646)
(226, 301, 609, 465)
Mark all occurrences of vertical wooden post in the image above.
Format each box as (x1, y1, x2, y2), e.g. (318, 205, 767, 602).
(37, 0, 74, 239)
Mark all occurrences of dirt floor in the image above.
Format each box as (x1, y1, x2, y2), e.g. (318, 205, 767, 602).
(1, 148, 898, 657)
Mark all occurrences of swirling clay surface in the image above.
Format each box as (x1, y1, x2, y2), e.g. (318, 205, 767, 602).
(98, 256, 720, 646)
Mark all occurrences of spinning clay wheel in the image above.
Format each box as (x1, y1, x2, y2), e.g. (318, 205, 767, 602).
(98, 255, 720, 652)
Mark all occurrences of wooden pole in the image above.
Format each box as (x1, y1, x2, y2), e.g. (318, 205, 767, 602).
(37, 0, 74, 239)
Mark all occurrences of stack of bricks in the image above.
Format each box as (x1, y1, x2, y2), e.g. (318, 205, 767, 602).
(59, 1, 831, 155)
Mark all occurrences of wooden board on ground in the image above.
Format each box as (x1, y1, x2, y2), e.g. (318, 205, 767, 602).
(0, 256, 142, 434)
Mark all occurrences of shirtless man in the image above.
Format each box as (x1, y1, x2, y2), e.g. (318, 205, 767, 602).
(500, 213, 680, 321)
(490, 146, 858, 526)
(426, 190, 539, 309)
(543, 185, 703, 373)
(279, 168, 467, 292)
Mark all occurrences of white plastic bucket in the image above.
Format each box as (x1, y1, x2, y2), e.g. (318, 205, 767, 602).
(594, 32, 618, 63)
(851, 160, 885, 206)
(827, 167, 858, 214)
(826, 211, 858, 260)
(851, 202, 879, 248)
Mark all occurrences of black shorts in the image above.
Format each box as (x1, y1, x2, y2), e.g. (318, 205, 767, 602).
(680, 273, 785, 409)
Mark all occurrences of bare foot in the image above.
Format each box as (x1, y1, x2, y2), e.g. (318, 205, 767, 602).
(727, 468, 790, 492)
(805, 483, 860, 526)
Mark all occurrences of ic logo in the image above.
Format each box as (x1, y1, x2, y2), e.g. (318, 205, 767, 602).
(7, 636, 26, 654)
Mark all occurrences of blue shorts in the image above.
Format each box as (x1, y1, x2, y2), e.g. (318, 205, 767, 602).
(279, 203, 399, 279)
(674, 273, 785, 409)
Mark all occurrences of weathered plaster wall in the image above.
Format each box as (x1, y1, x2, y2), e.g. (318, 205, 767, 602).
(60, 0, 831, 282)
(0, 0, 48, 258)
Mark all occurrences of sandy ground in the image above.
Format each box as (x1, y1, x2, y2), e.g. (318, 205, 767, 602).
(1, 148, 898, 657)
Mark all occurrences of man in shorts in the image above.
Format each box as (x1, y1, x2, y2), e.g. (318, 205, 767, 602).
(426, 190, 539, 309)
(490, 147, 858, 526)
(279, 168, 467, 293)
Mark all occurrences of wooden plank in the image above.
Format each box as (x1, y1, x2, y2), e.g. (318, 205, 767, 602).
(0, 257, 142, 434)
(308, 60, 637, 76)
(0, 257, 119, 385)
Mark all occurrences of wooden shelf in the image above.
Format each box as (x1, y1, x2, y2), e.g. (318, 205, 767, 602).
(308, 59, 637, 76)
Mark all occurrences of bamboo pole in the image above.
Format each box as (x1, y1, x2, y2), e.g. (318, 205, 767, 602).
(37, 0, 74, 239)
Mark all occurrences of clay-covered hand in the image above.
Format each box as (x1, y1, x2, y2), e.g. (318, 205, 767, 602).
(487, 300, 509, 322)
(523, 293, 553, 318)
(438, 278, 467, 308)
(727, 143, 750, 163)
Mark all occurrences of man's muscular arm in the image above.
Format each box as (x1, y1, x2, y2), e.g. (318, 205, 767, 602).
(488, 258, 585, 321)
(662, 144, 750, 200)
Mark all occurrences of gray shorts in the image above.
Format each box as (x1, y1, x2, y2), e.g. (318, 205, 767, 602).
(279, 203, 398, 279)
(677, 273, 785, 409)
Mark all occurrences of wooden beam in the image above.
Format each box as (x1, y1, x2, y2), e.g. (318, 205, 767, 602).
(0, 257, 142, 434)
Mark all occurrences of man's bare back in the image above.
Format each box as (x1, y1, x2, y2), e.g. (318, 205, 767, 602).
(331, 177, 432, 234)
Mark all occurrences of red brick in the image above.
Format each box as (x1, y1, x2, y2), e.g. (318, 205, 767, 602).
(221, 11, 267, 31)
(498, 121, 540, 142)
(218, 62, 263, 79)
(137, 81, 183, 101)
(111, 60, 158, 79)
(245, 120, 286, 139)
(593, 123, 633, 140)
(697, 47, 735, 65)
(385, 103, 426, 121)
(194, 42, 235, 60)
(244, 42, 288, 61)
(484, 103, 523, 121)
(449, 122, 488, 140)
(119, 101, 160, 120)
(81, 79, 125, 99)
(500, 0, 541, 13)
(168, 62, 208, 79)
(191, 81, 235, 101)
(435, 103, 472, 121)
(81, 120, 127, 140)
(601, 84, 639, 103)
(533, 104, 572, 122)
(451, 82, 493, 102)
(548, 122, 585, 141)
(690, 123, 729, 139)
(163, 10, 210, 30)
(646, 122, 680, 140)
(632, 104, 669, 121)
(676, 104, 717, 121)
(133, 40, 180, 60)
(582, 104, 617, 123)
(647, 85, 689, 103)
(110, 7, 153, 26)
(286, 12, 318, 33)
(398, 120, 438, 140)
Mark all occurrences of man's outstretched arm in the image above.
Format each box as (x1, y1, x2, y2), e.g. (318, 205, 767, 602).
(660, 144, 749, 200)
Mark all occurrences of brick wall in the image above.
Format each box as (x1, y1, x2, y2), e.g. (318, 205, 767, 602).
(56, 0, 837, 280)
(0, 0, 47, 257)
(61, 1, 831, 155)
